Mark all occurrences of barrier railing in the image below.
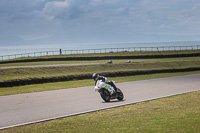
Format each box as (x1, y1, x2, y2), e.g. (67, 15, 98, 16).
(0, 45, 200, 61)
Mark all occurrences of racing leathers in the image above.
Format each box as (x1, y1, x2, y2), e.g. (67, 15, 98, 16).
(95, 76, 118, 92)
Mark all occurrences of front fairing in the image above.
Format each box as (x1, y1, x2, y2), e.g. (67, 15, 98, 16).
(94, 80, 107, 91)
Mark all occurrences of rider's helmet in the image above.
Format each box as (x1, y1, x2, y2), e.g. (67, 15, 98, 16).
(92, 73, 99, 81)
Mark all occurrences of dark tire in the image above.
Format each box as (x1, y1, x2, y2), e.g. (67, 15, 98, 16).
(100, 89, 110, 102)
(116, 88, 124, 101)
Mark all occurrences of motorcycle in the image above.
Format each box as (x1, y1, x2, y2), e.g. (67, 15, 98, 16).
(94, 80, 124, 102)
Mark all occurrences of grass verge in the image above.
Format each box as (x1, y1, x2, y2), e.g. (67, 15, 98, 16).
(1, 56, 200, 67)
(2, 87, 200, 133)
(1, 60, 200, 82)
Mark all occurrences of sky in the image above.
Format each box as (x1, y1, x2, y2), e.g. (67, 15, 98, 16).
(0, 0, 200, 46)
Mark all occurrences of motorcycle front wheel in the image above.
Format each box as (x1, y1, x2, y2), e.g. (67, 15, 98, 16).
(116, 88, 124, 101)
(100, 89, 110, 102)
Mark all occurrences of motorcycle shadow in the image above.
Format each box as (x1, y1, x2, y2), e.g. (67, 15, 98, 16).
(102, 99, 125, 103)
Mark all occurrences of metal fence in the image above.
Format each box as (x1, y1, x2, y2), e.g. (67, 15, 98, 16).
(1, 45, 200, 61)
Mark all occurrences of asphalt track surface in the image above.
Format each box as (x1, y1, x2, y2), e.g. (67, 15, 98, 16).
(0, 74, 200, 130)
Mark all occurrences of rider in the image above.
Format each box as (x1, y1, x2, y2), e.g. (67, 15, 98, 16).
(92, 73, 118, 92)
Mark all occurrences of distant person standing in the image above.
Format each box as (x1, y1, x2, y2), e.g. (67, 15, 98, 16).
(60, 49, 62, 55)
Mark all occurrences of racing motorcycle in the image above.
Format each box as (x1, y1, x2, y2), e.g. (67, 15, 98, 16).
(94, 80, 124, 102)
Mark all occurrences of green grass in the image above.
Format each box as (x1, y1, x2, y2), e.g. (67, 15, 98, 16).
(1, 56, 200, 67)
(1, 50, 200, 82)
(0, 70, 200, 96)
(1, 59, 200, 82)
(2, 87, 200, 133)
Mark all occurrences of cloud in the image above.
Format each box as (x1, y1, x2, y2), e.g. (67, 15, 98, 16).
(0, 0, 46, 24)
(181, 3, 200, 21)
(1, 0, 200, 44)
(42, 0, 69, 20)
(173, 3, 200, 35)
